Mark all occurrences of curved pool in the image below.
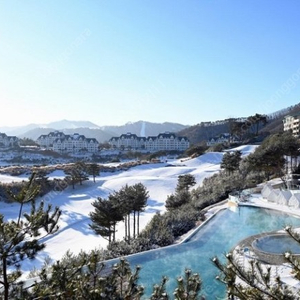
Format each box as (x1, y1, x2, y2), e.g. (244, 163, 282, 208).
(119, 206, 300, 299)
(253, 234, 300, 254)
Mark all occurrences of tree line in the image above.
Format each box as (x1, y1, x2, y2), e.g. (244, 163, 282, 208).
(90, 183, 148, 244)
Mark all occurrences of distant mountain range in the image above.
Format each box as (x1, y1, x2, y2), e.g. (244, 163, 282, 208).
(0, 120, 100, 136)
(0, 120, 189, 143)
(1, 102, 299, 145)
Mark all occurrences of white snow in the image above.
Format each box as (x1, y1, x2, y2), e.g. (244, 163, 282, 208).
(0, 146, 258, 276)
(47, 169, 66, 179)
(0, 174, 28, 183)
(225, 144, 259, 156)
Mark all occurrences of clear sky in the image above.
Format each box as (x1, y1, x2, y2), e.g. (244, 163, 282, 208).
(1, 1, 300, 127)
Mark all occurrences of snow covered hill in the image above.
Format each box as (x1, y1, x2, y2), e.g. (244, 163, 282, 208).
(0, 145, 257, 276)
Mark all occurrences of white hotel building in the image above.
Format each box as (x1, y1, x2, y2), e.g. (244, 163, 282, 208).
(0, 133, 19, 148)
(37, 131, 99, 153)
(109, 132, 190, 151)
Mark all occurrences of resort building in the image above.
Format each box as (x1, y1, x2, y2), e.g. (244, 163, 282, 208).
(109, 132, 190, 151)
(206, 133, 238, 146)
(0, 132, 19, 149)
(37, 131, 99, 153)
(283, 114, 300, 136)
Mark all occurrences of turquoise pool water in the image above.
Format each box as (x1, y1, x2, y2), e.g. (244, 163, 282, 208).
(124, 206, 300, 299)
(253, 234, 300, 254)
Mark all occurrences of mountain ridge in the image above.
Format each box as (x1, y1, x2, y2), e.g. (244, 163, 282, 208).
(1, 120, 189, 143)
(0, 120, 101, 136)
(2, 101, 300, 144)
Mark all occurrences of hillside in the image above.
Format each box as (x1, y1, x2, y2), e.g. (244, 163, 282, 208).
(179, 102, 300, 145)
(178, 121, 231, 145)
(100, 120, 188, 137)
(260, 102, 300, 134)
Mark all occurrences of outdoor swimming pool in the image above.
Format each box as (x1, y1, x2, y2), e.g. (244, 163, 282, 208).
(122, 206, 300, 299)
(253, 234, 300, 255)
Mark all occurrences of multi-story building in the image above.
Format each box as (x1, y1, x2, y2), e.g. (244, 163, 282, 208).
(37, 131, 66, 149)
(283, 114, 300, 136)
(109, 132, 190, 151)
(109, 133, 146, 150)
(0, 133, 19, 148)
(37, 131, 99, 153)
(206, 133, 238, 146)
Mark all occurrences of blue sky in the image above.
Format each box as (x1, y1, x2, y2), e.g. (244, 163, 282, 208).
(1, 1, 300, 127)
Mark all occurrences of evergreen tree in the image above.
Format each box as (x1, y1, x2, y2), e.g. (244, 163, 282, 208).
(212, 251, 295, 299)
(118, 184, 135, 243)
(140, 213, 174, 247)
(173, 269, 202, 300)
(87, 162, 101, 183)
(165, 190, 191, 211)
(131, 183, 149, 237)
(166, 174, 196, 211)
(33, 169, 52, 196)
(247, 113, 268, 136)
(89, 195, 123, 244)
(176, 174, 197, 192)
(246, 134, 293, 181)
(0, 174, 61, 300)
(220, 151, 242, 175)
(30, 253, 203, 300)
(65, 161, 89, 188)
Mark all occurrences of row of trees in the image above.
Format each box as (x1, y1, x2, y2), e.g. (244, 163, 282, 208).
(102, 174, 202, 256)
(26, 253, 203, 299)
(65, 161, 101, 188)
(229, 113, 268, 141)
(90, 183, 149, 244)
(247, 132, 300, 182)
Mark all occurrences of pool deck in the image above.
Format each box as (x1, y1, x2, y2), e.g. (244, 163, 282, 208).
(239, 193, 300, 218)
(228, 191, 300, 290)
(163, 185, 300, 290)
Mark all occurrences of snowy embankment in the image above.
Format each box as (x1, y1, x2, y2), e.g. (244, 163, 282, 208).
(0, 145, 257, 275)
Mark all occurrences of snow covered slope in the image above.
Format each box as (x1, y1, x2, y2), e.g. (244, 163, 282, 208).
(0, 146, 257, 275)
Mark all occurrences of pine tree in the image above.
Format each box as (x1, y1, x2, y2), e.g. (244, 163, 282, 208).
(65, 161, 89, 189)
(176, 174, 196, 192)
(166, 174, 196, 211)
(220, 151, 242, 175)
(89, 195, 124, 244)
(87, 163, 101, 183)
(0, 173, 61, 300)
(173, 269, 202, 300)
(131, 183, 149, 237)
